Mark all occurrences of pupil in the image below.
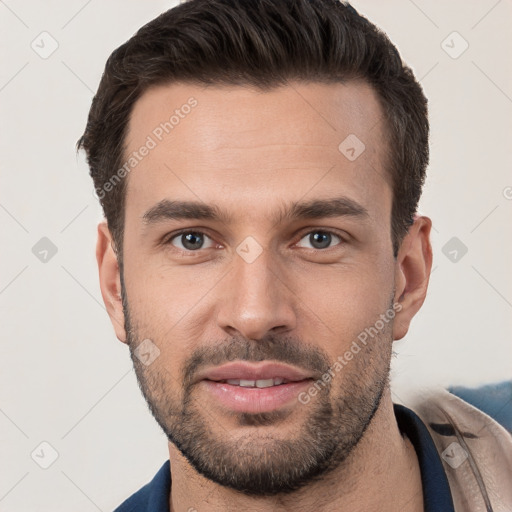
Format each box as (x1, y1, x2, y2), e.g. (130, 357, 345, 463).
(182, 232, 203, 250)
(311, 232, 331, 249)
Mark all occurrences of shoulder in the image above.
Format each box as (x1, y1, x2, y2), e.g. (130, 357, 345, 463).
(113, 460, 171, 512)
(448, 380, 512, 434)
(406, 384, 512, 512)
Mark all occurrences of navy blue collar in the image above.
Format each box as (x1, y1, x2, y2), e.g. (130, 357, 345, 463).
(115, 404, 455, 511)
(113, 459, 170, 512)
(394, 403, 455, 511)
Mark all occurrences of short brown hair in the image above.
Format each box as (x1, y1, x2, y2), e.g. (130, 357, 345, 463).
(77, 0, 429, 258)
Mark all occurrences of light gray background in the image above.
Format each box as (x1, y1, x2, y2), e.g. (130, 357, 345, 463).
(1, 0, 511, 510)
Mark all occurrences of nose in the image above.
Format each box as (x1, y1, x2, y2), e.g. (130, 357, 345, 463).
(216, 246, 297, 341)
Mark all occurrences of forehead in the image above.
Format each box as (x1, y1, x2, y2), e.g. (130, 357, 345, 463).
(123, 80, 390, 224)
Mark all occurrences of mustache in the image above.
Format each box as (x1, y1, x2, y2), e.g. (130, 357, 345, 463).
(181, 334, 332, 387)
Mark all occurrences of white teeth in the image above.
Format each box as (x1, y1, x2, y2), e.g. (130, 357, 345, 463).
(224, 378, 288, 387)
(255, 379, 274, 388)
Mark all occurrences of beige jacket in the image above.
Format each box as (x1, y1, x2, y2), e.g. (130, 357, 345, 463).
(410, 389, 512, 512)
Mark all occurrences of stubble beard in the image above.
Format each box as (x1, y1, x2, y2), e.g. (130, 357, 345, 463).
(122, 285, 393, 496)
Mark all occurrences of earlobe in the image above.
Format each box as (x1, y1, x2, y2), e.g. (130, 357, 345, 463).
(392, 216, 433, 341)
(96, 221, 127, 343)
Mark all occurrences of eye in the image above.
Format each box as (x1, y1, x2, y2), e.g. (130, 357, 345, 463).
(296, 230, 343, 250)
(168, 231, 216, 251)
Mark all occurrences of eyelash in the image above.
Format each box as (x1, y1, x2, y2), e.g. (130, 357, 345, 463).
(163, 228, 346, 252)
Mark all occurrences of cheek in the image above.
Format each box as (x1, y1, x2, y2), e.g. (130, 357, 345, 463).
(123, 257, 224, 348)
(294, 262, 395, 354)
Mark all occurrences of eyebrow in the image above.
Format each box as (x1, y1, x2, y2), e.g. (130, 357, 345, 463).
(143, 200, 229, 224)
(142, 196, 369, 226)
(280, 196, 369, 224)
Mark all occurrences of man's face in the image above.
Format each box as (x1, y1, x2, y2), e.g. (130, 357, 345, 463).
(119, 81, 398, 495)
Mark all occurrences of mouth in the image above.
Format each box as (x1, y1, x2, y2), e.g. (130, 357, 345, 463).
(207, 377, 295, 388)
(196, 362, 315, 413)
(196, 360, 314, 384)
(200, 378, 313, 414)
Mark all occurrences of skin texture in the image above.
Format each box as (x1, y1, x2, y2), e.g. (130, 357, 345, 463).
(96, 81, 432, 512)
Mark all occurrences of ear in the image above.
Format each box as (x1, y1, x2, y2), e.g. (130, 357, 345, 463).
(96, 221, 127, 343)
(392, 216, 433, 341)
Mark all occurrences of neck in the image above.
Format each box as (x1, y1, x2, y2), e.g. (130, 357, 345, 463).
(168, 387, 424, 512)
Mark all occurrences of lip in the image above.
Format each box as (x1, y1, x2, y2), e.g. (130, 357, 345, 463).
(199, 379, 313, 413)
(195, 361, 314, 383)
(194, 361, 315, 414)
